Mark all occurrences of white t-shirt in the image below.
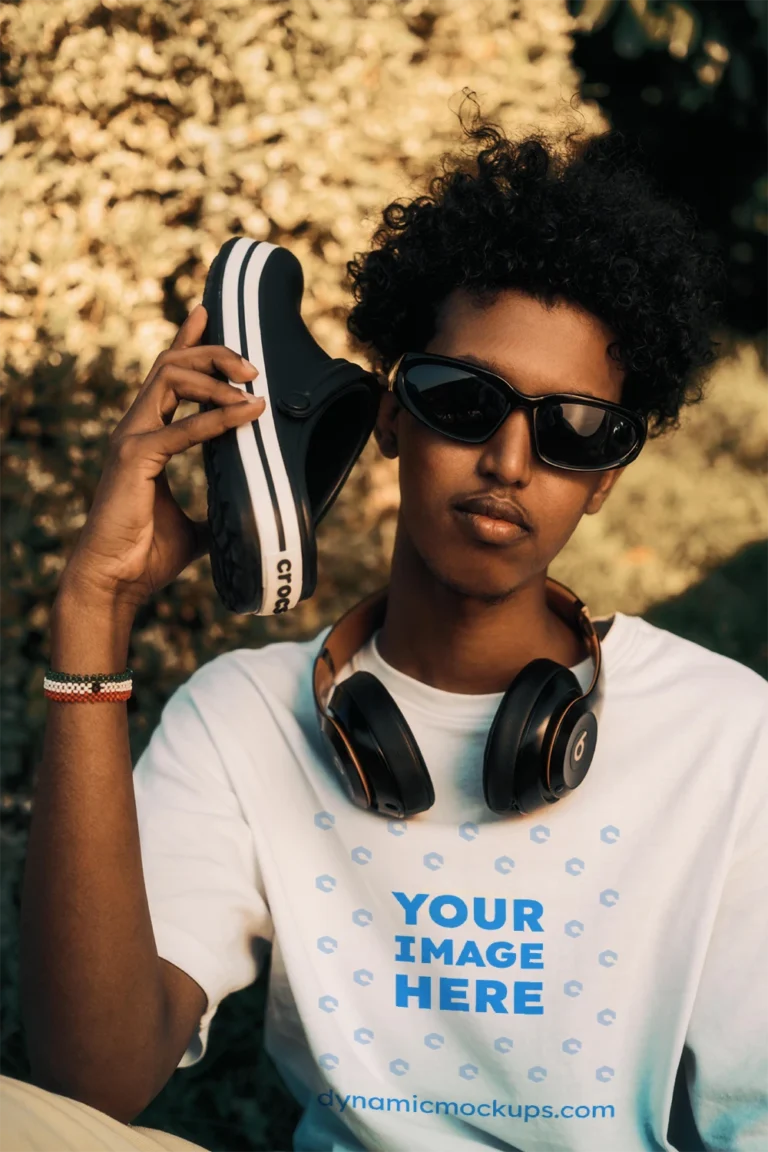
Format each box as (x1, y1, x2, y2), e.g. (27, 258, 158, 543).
(132, 608, 768, 1151)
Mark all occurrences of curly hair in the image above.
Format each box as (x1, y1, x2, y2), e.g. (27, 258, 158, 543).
(345, 91, 728, 439)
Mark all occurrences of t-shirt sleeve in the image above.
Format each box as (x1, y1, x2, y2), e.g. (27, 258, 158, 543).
(132, 660, 273, 1068)
(683, 714, 768, 1151)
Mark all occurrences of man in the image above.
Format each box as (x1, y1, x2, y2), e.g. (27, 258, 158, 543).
(14, 115, 768, 1151)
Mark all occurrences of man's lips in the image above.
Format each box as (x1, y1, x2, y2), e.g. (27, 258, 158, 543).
(453, 495, 532, 532)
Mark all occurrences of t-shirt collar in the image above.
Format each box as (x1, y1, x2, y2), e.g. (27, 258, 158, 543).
(343, 611, 635, 729)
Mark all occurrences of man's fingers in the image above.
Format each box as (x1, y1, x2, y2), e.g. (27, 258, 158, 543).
(135, 304, 208, 397)
(169, 345, 257, 379)
(170, 303, 208, 352)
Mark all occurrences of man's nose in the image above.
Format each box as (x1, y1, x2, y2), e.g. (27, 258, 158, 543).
(476, 408, 535, 484)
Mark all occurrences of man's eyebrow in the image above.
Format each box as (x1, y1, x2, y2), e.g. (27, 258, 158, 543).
(456, 352, 600, 401)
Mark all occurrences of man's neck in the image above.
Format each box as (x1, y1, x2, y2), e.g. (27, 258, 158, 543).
(376, 523, 587, 695)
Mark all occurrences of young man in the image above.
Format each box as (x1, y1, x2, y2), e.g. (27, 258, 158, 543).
(16, 116, 768, 1151)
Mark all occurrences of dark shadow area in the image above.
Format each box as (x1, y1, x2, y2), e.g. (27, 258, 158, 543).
(668, 1045, 706, 1152)
(568, 0, 767, 345)
(644, 539, 767, 679)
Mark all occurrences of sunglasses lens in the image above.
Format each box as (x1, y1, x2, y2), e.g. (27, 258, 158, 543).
(536, 401, 640, 468)
(399, 358, 642, 467)
(402, 363, 507, 442)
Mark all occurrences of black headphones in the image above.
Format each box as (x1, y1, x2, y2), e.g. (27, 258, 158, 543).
(313, 576, 607, 818)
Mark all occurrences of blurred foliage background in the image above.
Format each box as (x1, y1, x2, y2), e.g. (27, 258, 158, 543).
(569, 0, 767, 335)
(1, 0, 766, 1149)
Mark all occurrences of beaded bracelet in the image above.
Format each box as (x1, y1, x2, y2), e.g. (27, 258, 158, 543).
(44, 668, 133, 703)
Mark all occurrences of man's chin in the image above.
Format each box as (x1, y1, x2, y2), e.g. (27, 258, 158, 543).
(421, 557, 524, 605)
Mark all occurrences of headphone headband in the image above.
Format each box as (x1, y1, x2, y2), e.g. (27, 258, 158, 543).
(314, 587, 387, 713)
(314, 577, 607, 818)
(314, 576, 604, 721)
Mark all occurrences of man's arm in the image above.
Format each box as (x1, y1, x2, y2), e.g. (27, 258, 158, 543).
(20, 584, 205, 1123)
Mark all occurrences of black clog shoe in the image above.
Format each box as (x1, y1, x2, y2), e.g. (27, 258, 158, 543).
(199, 236, 381, 615)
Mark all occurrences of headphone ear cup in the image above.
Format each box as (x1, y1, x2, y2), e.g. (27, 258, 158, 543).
(336, 672, 435, 817)
(484, 659, 581, 815)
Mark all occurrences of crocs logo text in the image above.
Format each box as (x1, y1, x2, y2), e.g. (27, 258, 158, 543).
(274, 558, 292, 613)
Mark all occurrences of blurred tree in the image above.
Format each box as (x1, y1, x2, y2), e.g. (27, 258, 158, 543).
(567, 0, 767, 348)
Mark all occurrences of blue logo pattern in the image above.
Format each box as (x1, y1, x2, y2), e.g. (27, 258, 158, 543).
(458, 822, 479, 842)
(312, 812, 623, 1095)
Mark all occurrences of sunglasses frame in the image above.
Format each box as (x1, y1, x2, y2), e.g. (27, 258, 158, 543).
(386, 351, 648, 472)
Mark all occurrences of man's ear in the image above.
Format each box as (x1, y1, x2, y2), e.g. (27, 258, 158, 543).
(584, 465, 626, 515)
(374, 390, 400, 459)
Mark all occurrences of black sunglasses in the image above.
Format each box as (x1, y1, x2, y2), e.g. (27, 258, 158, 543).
(387, 352, 647, 472)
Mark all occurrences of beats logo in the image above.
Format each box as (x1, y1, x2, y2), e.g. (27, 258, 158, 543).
(274, 558, 292, 613)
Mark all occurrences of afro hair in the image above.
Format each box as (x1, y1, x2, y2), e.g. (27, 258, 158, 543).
(345, 91, 728, 440)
